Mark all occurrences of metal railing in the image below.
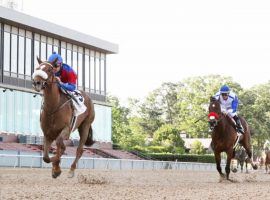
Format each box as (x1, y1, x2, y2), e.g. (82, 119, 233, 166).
(0, 153, 218, 171)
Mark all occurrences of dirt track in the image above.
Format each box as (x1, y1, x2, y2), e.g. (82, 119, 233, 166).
(0, 168, 270, 200)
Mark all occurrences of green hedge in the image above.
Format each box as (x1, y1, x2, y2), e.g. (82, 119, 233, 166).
(147, 154, 215, 163)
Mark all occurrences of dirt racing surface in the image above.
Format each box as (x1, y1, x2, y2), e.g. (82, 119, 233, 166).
(0, 168, 270, 200)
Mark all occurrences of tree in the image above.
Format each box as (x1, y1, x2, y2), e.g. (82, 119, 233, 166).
(175, 75, 242, 138)
(190, 140, 206, 155)
(239, 83, 270, 149)
(107, 96, 131, 145)
(152, 124, 185, 153)
(136, 92, 164, 137)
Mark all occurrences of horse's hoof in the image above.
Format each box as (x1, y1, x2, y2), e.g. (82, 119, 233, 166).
(232, 168, 237, 173)
(253, 164, 258, 170)
(43, 157, 51, 163)
(68, 170, 75, 178)
(52, 170, 62, 179)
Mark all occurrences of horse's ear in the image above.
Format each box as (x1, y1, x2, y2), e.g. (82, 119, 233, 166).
(37, 57, 42, 64)
(210, 96, 216, 102)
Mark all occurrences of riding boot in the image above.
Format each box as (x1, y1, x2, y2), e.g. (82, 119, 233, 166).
(233, 115, 244, 134)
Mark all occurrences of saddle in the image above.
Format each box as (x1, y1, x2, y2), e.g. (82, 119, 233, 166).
(60, 88, 87, 132)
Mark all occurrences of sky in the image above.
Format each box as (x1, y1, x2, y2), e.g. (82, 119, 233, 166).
(15, 0, 270, 101)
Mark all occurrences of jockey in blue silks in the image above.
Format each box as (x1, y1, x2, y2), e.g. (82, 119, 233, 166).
(214, 85, 244, 134)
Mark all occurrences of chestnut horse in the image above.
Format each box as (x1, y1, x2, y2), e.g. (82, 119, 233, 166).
(265, 150, 270, 174)
(32, 58, 95, 178)
(208, 97, 257, 180)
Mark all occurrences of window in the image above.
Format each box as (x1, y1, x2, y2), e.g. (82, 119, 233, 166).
(11, 33, 18, 75)
(3, 31, 10, 73)
(47, 37, 53, 59)
(61, 47, 66, 63)
(90, 52, 95, 92)
(61, 41, 66, 63)
(34, 34, 40, 67)
(67, 43, 72, 65)
(40, 42, 46, 61)
(101, 54, 105, 95)
(25, 31, 32, 77)
(78, 52, 83, 89)
(25, 38, 32, 78)
(72, 45, 78, 76)
(40, 35, 46, 60)
(95, 52, 100, 93)
(53, 39, 59, 53)
(85, 50, 90, 91)
(18, 35, 25, 75)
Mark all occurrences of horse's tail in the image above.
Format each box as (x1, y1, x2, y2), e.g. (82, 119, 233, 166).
(85, 125, 95, 146)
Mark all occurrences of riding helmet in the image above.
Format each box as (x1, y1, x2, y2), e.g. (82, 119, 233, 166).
(220, 85, 230, 94)
(48, 52, 63, 66)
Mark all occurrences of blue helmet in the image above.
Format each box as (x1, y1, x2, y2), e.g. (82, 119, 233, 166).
(48, 52, 63, 66)
(220, 85, 230, 94)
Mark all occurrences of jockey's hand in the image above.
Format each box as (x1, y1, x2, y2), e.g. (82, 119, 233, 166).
(222, 110, 228, 116)
(227, 109, 233, 114)
(55, 77, 61, 83)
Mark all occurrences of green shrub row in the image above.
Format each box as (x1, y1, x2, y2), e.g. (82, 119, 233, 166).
(146, 153, 215, 163)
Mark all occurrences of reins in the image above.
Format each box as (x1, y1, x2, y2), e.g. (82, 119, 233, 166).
(45, 98, 72, 116)
(35, 61, 72, 116)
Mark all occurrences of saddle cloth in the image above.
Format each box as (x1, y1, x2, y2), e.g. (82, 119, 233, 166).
(60, 88, 87, 116)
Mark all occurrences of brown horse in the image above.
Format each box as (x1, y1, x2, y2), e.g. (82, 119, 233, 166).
(32, 58, 95, 178)
(208, 97, 257, 180)
(265, 150, 270, 174)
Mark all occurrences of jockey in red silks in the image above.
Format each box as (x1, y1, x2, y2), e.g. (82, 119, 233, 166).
(214, 85, 244, 134)
(48, 52, 77, 92)
(48, 52, 86, 120)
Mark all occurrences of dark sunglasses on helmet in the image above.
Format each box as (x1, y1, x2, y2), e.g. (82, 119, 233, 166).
(53, 63, 61, 68)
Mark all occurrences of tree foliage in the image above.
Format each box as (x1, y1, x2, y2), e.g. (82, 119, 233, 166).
(190, 140, 206, 155)
(109, 75, 270, 154)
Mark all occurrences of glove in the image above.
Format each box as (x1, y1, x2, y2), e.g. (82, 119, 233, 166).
(221, 108, 228, 115)
(227, 109, 233, 114)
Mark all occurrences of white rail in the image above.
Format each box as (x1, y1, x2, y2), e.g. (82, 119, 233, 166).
(0, 153, 218, 171)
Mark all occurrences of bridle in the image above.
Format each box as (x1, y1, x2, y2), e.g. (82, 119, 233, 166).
(32, 61, 72, 116)
(208, 99, 223, 130)
(32, 61, 58, 89)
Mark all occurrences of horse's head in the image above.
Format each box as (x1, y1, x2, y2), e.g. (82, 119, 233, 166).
(208, 96, 222, 130)
(32, 57, 58, 92)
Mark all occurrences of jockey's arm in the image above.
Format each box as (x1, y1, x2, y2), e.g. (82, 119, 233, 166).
(60, 68, 77, 91)
(59, 82, 76, 91)
(231, 95, 239, 113)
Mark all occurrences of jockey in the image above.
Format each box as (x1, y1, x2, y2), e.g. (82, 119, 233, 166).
(214, 85, 244, 134)
(48, 52, 87, 121)
(48, 52, 77, 92)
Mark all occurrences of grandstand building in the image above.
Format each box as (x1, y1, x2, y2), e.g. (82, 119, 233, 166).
(0, 6, 118, 147)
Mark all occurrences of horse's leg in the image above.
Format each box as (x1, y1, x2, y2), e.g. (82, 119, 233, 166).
(242, 143, 257, 170)
(68, 124, 91, 178)
(50, 127, 69, 178)
(225, 150, 234, 180)
(214, 151, 224, 178)
(241, 161, 243, 173)
(43, 136, 53, 163)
